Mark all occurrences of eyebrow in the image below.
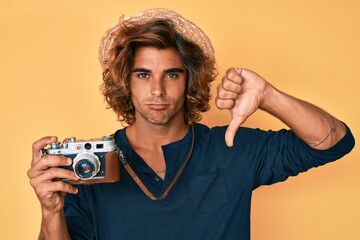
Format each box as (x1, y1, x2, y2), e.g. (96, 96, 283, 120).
(131, 68, 151, 73)
(131, 68, 185, 73)
(164, 68, 185, 73)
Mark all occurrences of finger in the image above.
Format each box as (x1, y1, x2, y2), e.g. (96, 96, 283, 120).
(221, 76, 242, 93)
(28, 155, 72, 179)
(234, 68, 243, 76)
(225, 68, 243, 84)
(30, 167, 79, 188)
(215, 97, 234, 110)
(35, 181, 78, 197)
(32, 136, 58, 164)
(216, 84, 239, 100)
(225, 115, 247, 147)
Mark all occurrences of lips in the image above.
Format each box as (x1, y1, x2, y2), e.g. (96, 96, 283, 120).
(146, 102, 169, 110)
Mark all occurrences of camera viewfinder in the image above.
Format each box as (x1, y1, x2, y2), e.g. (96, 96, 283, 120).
(84, 143, 92, 150)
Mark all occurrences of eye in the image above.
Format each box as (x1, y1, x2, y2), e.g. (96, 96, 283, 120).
(136, 73, 150, 79)
(165, 73, 179, 80)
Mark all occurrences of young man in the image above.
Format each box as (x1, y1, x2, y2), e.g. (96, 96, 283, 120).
(28, 8, 355, 240)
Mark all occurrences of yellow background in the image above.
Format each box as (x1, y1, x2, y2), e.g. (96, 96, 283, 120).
(1, 0, 359, 239)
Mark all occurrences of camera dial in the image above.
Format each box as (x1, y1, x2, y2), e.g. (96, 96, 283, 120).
(73, 152, 101, 179)
(50, 142, 61, 149)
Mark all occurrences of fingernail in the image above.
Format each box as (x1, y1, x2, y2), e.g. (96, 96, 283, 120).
(67, 158, 72, 165)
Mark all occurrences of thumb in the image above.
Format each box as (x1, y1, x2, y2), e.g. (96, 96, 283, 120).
(225, 116, 246, 147)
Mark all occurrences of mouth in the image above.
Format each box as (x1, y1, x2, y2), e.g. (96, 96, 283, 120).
(146, 102, 169, 110)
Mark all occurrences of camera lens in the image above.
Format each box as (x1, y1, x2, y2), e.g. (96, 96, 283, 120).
(75, 160, 95, 178)
(73, 152, 100, 179)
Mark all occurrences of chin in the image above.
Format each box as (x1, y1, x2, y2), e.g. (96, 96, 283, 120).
(146, 115, 170, 125)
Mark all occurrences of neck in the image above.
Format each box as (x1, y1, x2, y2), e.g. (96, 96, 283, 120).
(126, 122, 190, 151)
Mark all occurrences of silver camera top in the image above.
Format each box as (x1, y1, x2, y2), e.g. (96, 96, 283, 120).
(46, 136, 117, 155)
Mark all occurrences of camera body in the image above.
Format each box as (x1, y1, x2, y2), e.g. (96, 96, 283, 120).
(45, 136, 120, 185)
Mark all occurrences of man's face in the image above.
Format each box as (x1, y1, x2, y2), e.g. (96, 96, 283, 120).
(130, 46, 187, 126)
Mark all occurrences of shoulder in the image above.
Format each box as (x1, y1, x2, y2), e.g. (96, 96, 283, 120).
(113, 127, 128, 149)
(194, 123, 274, 142)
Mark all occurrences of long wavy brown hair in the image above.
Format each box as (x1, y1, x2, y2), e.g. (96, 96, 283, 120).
(101, 19, 217, 125)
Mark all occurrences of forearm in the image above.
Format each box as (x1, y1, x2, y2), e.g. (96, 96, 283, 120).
(39, 210, 71, 240)
(260, 84, 347, 150)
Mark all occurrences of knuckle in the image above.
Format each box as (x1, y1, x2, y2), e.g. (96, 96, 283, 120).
(45, 155, 67, 167)
(26, 168, 32, 178)
(52, 180, 64, 189)
(216, 98, 233, 109)
(218, 91, 231, 99)
(215, 100, 224, 110)
(32, 136, 57, 151)
(34, 183, 47, 197)
(222, 81, 231, 90)
(48, 166, 74, 180)
(32, 138, 42, 149)
(217, 91, 225, 99)
(226, 68, 235, 74)
(55, 180, 73, 193)
(31, 141, 37, 150)
(47, 167, 64, 179)
(222, 73, 229, 82)
(29, 178, 37, 188)
(227, 68, 238, 78)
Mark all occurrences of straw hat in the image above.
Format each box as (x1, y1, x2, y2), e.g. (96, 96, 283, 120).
(98, 8, 215, 70)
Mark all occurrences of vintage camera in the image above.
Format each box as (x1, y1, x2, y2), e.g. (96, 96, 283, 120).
(45, 136, 120, 184)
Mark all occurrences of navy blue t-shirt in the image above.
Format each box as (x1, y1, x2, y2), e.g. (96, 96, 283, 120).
(64, 123, 355, 240)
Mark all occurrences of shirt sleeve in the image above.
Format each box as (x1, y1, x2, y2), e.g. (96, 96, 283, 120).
(236, 124, 355, 189)
(64, 186, 95, 240)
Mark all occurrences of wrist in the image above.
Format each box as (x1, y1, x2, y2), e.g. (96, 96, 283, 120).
(259, 82, 278, 112)
(40, 209, 70, 240)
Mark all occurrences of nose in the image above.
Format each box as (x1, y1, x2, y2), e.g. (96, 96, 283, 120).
(150, 78, 165, 97)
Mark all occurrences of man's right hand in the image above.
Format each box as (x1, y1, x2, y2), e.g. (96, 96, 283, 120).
(27, 136, 79, 214)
